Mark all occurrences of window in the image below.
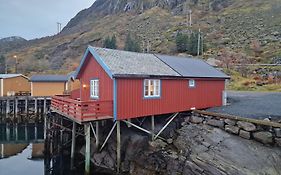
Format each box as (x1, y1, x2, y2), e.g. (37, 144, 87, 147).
(90, 79, 99, 98)
(189, 79, 195, 88)
(144, 79, 161, 98)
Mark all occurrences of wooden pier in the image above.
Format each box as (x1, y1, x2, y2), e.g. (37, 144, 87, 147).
(0, 96, 51, 122)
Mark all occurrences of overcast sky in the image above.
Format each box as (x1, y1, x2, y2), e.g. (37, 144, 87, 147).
(0, 0, 95, 40)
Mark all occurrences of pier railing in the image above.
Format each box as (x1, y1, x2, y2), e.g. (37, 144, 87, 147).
(51, 95, 113, 122)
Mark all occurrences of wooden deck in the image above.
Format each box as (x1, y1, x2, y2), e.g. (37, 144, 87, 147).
(51, 95, 113, 123)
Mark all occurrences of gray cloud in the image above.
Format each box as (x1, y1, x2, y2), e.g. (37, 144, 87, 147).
(0, 0, 95, 40)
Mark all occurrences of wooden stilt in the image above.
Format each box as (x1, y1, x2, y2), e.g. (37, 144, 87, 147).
(34, 99, 37, 115)
(151, 115, 155, 141)
(6, 124, 10, 141)
(116, 120, 121, 173)
(6, 99, 9, 116)
(43, 98, 47, 114)
(15, 99, 18, 118)
(15, 123, 18, 141)
(35, 123, 38, 140)
(25, 123, 28, 141)
(25, 98, 28, 115)
(71, 121, 76, 170)
(96, 121, 99, 147)
(84, 123, 91, 175)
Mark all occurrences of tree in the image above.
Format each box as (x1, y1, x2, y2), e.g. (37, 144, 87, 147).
(0, 55, 6, 73)
(103, 35, 117, 49)
(175, 31, 206, 56)
(124, 34, 141, 52)
(176, 33, 189, 52)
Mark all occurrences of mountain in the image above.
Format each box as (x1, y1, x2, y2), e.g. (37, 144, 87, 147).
(0, 36, 27, 54)
(1, 0, 281, 74)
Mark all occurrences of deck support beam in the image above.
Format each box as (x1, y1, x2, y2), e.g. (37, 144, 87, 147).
(116, 120, 121, 173)
(70, 121, 76, 170)
(154, 113, 178, 140)
(84, 123, 91, 175)
(99, 122, 117, 152)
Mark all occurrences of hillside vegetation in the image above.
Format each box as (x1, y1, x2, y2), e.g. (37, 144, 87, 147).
(0, 0, 281, 91)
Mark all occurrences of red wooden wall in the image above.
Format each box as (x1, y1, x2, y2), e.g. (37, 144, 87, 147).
(77, 54, 113, 102)
(116, 78, 225, 120)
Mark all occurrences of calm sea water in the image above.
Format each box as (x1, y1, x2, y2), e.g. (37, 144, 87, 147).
(0, 121, 45, 175)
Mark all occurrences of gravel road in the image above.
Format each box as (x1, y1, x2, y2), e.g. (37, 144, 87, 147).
(207, 91, 281, 120)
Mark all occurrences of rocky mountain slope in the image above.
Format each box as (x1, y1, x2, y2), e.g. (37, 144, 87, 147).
(1, 0, 281, 74)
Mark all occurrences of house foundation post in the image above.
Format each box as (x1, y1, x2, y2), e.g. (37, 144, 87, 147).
(84, 123, 91, 175)
(34, 98, 37, 115)
(96, 121, 99, 147)
(116, 120, 121, 173)
(70, 121, 76, 170)
(151, 115, 155, 141)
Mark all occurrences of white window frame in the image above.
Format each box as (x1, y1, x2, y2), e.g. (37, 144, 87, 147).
(90, 79, 99, 99)
(189, 79, 195, 88)
(144, 79, 161, 98)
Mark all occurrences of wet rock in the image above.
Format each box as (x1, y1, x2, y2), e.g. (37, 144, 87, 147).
(206, 119, 225, 128)
(239, 130, 251, 139)
(237, 121, 256, 131)
(275, 138, 281, 147)
(167, 138, 173, 144)
(190, 116, 203, 124)
(225, 119, 236, 126)
(274, 128, 281, 137)
(225, 125, 240, 134)
(253, 131, 273, 144)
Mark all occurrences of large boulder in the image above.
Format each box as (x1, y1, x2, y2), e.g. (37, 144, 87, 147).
(239, 130, 251, 139)
(237, 121, 256, 131)
(253, 131, 273, 144)
(190, 116, 203, 124)
(206, 119, 225, 128)
(225, 125, 240, 134)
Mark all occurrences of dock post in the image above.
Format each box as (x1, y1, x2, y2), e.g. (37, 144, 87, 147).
(43, 98, 47, 114)
(15, 123, 18, 141)
(25, 123, 28, 141)
(151, 115, 155, 141)
(6, 124, 10, 141)
(15, 98, 18, 118)
(84, 123, 91, 175)
(96, 121, 99, 147)
(6, 99, 9, 116)
(116, 120, 121, 173)
(44, 114, 47, 139)
(35, 123, 38, 140)
(25, 98, 28, 115)
(71, 121, 76, 170)
(34, 98, 37, 115)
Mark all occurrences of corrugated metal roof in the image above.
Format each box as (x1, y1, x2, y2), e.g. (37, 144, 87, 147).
(0, 74, 26, 79)
(156, 54, 230, 78)
(30, 75, 68, 82)
(92, 47, 180, 77)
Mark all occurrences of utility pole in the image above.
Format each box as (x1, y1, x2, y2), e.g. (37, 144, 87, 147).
(146, 40, 150, 53)
(197, 28, 201, 56)
(201, 32, 204, 57)
(189, 10, 192, 26)
(57, 22, 62, 34)
(185, 1, 192, 27)
(13, 55, 18, 73)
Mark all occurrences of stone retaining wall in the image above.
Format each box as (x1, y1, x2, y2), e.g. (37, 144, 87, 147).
(186, 112, 281, 147)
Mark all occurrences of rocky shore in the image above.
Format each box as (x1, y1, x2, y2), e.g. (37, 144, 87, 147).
(81, 113, 281, 175)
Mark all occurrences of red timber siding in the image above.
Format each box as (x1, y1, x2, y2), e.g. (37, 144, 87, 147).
(117, 78, 225, 120)
(78, 54, 113, 102)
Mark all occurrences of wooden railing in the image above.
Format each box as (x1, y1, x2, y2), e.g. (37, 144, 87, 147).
(51, 95, 113, 122)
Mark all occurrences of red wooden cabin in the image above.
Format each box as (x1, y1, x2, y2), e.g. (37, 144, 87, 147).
(51, 46, 229, 123)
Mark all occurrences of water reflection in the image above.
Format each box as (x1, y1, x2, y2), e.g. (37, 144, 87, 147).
(0, 116, 45, 175)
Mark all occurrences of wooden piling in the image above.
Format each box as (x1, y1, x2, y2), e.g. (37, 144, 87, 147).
(84, 123, 91, 175)
(151, 115, 155, 141)
(96, 121, 99, 147)
(116, 120, 121, 173)
(71, 121, 76, 170)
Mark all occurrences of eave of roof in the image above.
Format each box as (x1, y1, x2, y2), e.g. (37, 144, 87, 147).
(30, 75, 68, 82)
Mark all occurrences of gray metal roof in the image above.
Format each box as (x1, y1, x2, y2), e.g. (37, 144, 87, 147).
(30, 75, 68, 82)
(156, 54, 230, 78)
(0, 74, 28, 79)
(92, 47, 180, 77)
